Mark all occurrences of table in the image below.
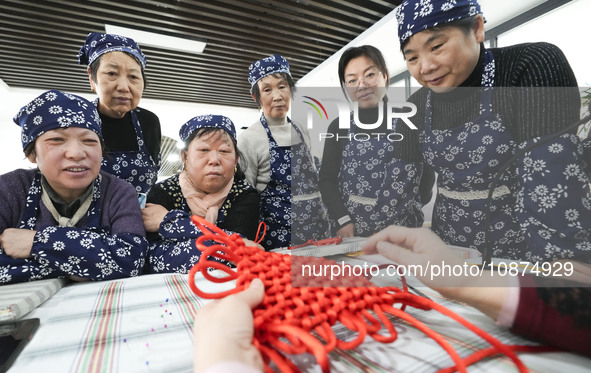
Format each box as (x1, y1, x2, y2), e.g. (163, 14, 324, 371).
(7, 263, 591, 372)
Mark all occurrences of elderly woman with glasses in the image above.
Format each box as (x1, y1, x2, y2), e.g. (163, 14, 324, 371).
(319, 45, 434, 238)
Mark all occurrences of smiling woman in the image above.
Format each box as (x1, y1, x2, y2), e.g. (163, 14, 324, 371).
(394, 0, 591, 263)
(0, 89, 147, 284)
(27, 128, 103, 204)
(402, 17, 483, 93)
(319, 45, 434, 239)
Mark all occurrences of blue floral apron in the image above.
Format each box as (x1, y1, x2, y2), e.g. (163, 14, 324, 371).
(19, 173, 102, 230)
(258, 115, 329, 250)
(339, 115, 423, 237)
(291, 120, 330, 245)
(97, 103, 158, 194)
(420, 50, 526, 259)
(4, 172, 103, 282)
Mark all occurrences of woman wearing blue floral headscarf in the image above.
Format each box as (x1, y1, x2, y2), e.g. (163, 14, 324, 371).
(142, 115, 260, 273)
(239, 54, 330, 250)
(78, 32, 161, 195)
(394, 0, 591, 263)
(0, 90, 147, 284)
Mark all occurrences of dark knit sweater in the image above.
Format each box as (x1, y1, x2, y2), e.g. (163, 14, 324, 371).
(100, 106, 162, 163)
(398, 42, 580, 161)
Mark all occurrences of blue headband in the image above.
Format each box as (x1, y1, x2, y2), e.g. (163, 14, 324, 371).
(179, 115, 237, 143)
(396, 0, 484, 45)
(13, 90, 102, 151)
(248, 54, 291, 92)
(78, 32, 146, 69)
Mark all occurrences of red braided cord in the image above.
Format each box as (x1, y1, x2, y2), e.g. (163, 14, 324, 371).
(188, 215, 533, 373)
(255, 222, 267, 245)
(425, 300, 527, 371)
(438, 345, 557, 373)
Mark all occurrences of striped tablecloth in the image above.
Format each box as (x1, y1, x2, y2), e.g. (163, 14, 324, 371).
(11, 274, 204, 372)
(9, 271, 591, 373)
(0, 278, 66, 322)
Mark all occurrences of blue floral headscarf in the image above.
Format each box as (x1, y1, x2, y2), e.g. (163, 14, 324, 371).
(396, 0, 485, 46)
(179, 114, 237, 143)
(248, 54, 291, 92)
(13, 90, 102, 151)
(78, 32, 146, 69)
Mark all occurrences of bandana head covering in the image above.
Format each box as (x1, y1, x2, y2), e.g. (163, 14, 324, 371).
(396, 0, 485, 46)
(179, 114, 237, 143)
(78, 32, 147, 69)
(13, 90, 102, 151)
(248, 54, 291, 92)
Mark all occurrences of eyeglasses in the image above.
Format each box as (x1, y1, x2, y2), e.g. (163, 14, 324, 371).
(345, 70, 382, 87)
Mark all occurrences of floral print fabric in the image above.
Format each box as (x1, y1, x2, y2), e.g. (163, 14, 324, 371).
(0, 171, 147, 284)
(99, 105, 159, 194)
(421, 50, 591, 262)
(291, 122, 330, 244)
(395, 0, 484, 45)
(339, 116, 424, 236)
(257, 114, 329, 249)
(14, 90, 102, 151)
(146, 174, 252, 273)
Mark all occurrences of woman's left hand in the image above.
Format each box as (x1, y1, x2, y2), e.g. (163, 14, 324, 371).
(0, 228, 36, 258)
(194, 278, 265, 373)
(243, 238, 265, 251)
(142, 203, 169, 232)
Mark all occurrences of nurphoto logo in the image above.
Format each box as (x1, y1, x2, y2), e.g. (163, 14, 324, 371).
(301, 95, 418, 142)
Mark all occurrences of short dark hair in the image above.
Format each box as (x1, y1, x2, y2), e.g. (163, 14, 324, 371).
(251, 72, 295, 107)
(23, 142, 35, 158)
(400, 15, 481, 51)
(88, 53, 148, 89)
(338, 45, 390, 98)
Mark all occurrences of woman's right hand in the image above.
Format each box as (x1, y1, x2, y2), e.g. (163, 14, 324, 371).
(337, 223, 355, 238)
(142, 203, 169, 232)
(362, 225, 511, 321)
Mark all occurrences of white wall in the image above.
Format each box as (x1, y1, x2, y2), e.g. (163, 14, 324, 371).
(497, 0, 591, 87)
(0, 83, 35, 173)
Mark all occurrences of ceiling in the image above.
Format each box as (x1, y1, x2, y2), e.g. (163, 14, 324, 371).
(0, 0, 403, 110)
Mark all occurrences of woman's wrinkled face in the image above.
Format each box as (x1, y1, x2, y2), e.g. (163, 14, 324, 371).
(257, 75, 291, 119)
(402, 18, 484, 93)
(343, 55, 388, 109)
(181, 130, 238, 194)
(28, 127, 102, 203)
(89, 51, 144, 118)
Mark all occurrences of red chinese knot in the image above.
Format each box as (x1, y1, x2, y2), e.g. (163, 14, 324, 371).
(188, 216, 548, 373)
